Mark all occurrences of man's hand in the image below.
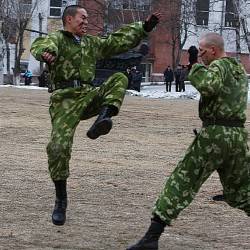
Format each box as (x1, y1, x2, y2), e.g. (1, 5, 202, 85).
(187, 46, 198, 69)
(143, 12, 162, 32)
(188, 46, 198, 64)
(42, 52, 56, 64)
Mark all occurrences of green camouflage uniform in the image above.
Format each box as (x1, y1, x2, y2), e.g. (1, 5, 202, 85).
(30, 22, 147, 180)
(153, 58, 250, 224)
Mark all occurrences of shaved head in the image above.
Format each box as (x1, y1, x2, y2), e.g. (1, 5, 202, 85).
(200, 32, 225, 51)
(198, 33, 227, 65)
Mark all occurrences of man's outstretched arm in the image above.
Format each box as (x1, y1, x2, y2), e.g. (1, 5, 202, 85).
(96, 12, 162, 59)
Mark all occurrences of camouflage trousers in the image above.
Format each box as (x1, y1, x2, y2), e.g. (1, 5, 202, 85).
(153, 125, 250, 225)
(47, 72, 128, 180)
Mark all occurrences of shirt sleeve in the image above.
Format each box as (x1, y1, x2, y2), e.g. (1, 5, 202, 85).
(95, 22, 148, 59)
(30, 32, 60, 62)
(188, 61, 226, 97)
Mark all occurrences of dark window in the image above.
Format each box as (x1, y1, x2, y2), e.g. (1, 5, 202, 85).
(225, 0, 238, 27)
(50, 8, 61, 17)
(112, 0, 150, 11)
(50, 0, 62, 7)
(50, 0, 62, 17)
(196, 0, 209, 26)
(122, 0, 129, 9)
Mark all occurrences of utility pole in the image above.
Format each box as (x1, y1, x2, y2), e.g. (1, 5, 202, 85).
(220, 0, 225, 35)
(234, 0, 241, 60)
(39, 12, 43, 74)
(232, 0, 250, 55)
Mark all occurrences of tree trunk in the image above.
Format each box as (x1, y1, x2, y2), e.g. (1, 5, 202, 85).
(0, 32, 4, 85)
(13, 42, 20, 85)
(5, 40, 12, 84)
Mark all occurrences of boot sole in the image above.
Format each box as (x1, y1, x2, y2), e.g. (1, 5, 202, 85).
(126, 247, 157, 250)
(52, 217, 66, 226)
(87, 118, 113, 139)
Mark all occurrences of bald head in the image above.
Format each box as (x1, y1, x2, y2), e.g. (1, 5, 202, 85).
(200, 33, 225, 52)
(198, 32, 226, 65)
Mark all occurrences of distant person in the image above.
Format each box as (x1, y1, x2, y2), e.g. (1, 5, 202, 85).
(23, 69, 33, 85)
(127, 32, 250, 250)
(174, 64, 182, 92)
(163, 65, 174, 92)
(38, 70, 50, 87)
(179, 65, 188, 92)
(125, 67, 133, 89)
(131, 66, 143, 92)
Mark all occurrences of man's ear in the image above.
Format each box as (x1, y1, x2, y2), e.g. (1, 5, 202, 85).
(65, 15, 72, 24)
(211, 46, 216, 55)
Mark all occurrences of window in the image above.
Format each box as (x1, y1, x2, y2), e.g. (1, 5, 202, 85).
(225, 0, 238, 27)
(140, 63, 152, 82)
(111, 0, 151, 11)
(195, 0, 209, 26)
(137, 0, 150, 11)
(50, 0, 62, 17)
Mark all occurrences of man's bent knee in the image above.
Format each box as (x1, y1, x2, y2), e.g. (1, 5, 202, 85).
(110, 72, 128, 88)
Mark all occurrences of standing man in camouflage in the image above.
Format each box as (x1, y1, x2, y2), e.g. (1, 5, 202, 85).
(127, 33, 250, 250)
(30, 5, 161, 226)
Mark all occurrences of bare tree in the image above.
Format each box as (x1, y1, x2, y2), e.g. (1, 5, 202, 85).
(106, 0, 151, 33)
(78, 0, 151, 35)
(0, 0, 6, 84)
(153, 0, 195, 70)
(233, 0, 250, 55)
(1, 0, 40, 85)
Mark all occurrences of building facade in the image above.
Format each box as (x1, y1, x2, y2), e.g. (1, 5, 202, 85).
(181, 0, 250, 73)
(3, 0, 250, 82)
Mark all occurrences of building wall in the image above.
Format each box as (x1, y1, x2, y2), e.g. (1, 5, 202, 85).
(3, 0, 250, 78)
(149, 0, 180, 74)
(78, 0, 104, 35)
(182, 0, 250, 73)
(29, 0, 76, 74)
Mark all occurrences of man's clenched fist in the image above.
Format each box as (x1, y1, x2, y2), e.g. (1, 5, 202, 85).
(188, 46, 198, 65)
(143, 12, 162, 32)
(42, 52, 56, 64)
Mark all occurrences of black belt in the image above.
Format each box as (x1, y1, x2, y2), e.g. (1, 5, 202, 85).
(50, 80, 90, 92)
(202, 119, 244, 128)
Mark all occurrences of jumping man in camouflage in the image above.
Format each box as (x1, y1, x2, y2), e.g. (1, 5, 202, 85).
(127, 33, 250, 250)
(30, 5, 161, 226)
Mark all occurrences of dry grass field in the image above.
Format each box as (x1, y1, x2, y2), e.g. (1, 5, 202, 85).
(0, 87, 249, 250)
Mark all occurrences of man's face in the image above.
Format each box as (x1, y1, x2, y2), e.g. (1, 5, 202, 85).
(198, 39, 215, 66)
(67, 8, 88, 37)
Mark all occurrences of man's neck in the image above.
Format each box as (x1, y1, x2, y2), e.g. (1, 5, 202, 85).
(64, 27, 81, 37)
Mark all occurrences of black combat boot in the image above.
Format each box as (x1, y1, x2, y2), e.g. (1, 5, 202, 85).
(52, 180, 67, 226)
(212, 194, 224, 201)
(126, 216, 166, 250)
(87, 106, 117, 140)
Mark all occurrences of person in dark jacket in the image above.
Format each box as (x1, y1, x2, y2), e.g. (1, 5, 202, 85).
(163, 65, 174, 92)
(131, 66, 143, 92)
(38, 69, 50, 87)
(174, 64, 182, 92)
(179, 65, 188, 92)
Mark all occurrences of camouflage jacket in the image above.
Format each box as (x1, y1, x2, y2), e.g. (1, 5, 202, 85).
(188, 57, 248, 123)
(30, 22, 147, 85)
